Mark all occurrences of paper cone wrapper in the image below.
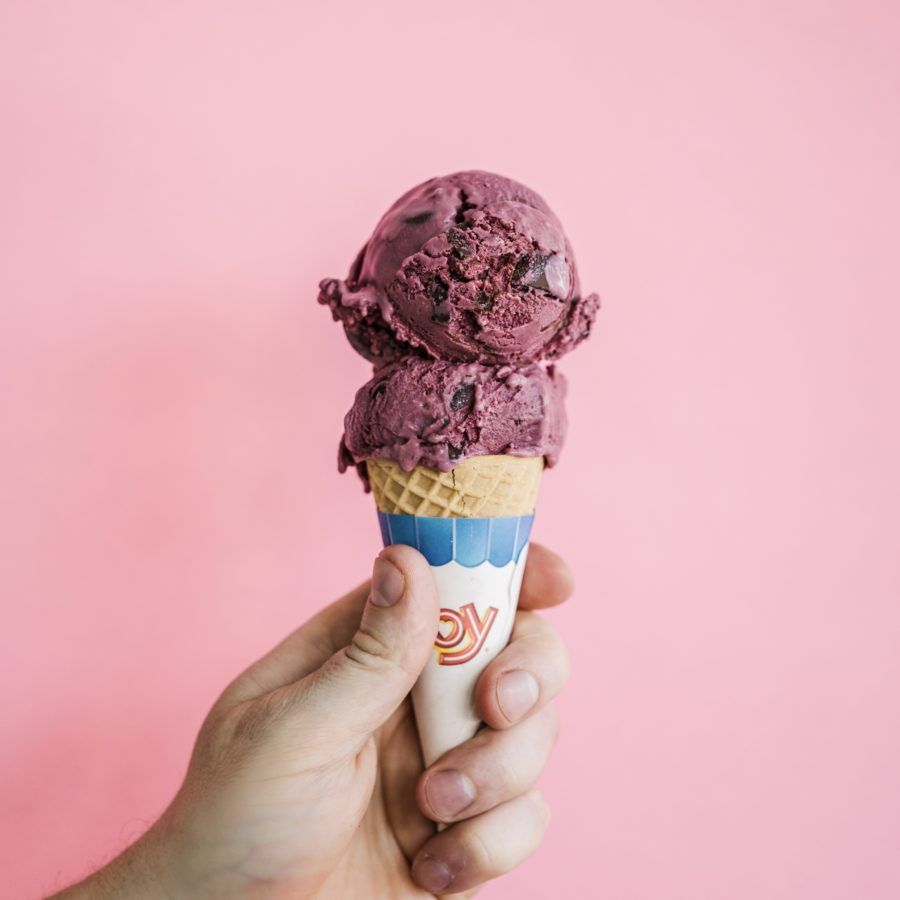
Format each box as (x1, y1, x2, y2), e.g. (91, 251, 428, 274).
(369, 455, 542, 766)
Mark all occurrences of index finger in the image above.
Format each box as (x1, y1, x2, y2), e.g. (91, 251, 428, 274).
(519, 543, 574, 610)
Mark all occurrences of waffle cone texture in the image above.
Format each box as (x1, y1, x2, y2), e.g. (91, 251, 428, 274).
(367, 455, 543, 518)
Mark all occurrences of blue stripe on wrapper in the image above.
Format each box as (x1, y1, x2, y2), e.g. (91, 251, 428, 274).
(377, 512, 535, 568)
(488, 517, 517, 567)
(514, 514, 534, 560)
(378, 512, 391, 549)
(414, 517, 454, 566)
(454, 519, 490, 567)
(386, 514, 416, 548)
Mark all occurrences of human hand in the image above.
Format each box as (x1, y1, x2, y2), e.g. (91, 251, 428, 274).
(57, 543, 572, 899)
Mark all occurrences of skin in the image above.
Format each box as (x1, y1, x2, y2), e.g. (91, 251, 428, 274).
(54, 543, 573, 899)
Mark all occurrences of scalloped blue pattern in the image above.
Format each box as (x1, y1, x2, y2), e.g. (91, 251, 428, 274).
(377, 513, 534, 568)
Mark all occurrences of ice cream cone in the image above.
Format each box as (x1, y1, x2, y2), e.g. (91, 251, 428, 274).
(369, 455, 543, 767)
(368, 455, 543, 519)
(323, 170, 598, 786)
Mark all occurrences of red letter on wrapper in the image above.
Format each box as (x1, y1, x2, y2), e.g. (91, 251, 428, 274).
(435, 603, 499, 666)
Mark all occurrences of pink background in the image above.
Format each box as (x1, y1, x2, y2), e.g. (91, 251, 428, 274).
(2, 2, 899, 897)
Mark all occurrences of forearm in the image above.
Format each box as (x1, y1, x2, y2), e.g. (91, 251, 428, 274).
(51, 824, 175, 900)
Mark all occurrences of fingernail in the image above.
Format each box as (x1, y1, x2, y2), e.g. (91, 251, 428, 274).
(371, 557, 404, 607)
(497, 670, 539, 722)
(412, 854, 452, 892)
(425, 769, 476, 819)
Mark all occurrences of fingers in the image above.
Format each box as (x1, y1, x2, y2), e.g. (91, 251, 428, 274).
(417, 704, 558, 825)
(475, 610, 570, 730)
(411, 790, 550, 895)
(277, 544, 440, 751)
(518, 543, 574, 611)
(222, 542, 572, 708)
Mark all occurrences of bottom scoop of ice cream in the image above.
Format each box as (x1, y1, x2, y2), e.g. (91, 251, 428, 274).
(339, 357, 567, 476)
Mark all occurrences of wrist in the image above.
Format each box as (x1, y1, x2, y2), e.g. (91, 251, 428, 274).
(122, 822, 182, 900)
(149, 803, 275, 900)
(52, 820, 179, 900)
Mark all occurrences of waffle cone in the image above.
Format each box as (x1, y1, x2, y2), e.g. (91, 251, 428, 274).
(367, 455, 543, 518)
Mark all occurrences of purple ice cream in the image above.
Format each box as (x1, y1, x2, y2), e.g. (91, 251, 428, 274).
(339, 358, 567, 477)
(320, 170, 597, 480)
(319, 170, 598, 367)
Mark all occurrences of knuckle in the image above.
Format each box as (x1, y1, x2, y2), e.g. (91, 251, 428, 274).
(189, 700, 266, 777)
(231, 700, 273, 745)
(346, 625, 396, 672)
(229, 688, 294, 746)
(492, 742, 527, 795)
(528, 788, 552, 826)
(464, 826, 496, 876)
(512, 618, 570, 691)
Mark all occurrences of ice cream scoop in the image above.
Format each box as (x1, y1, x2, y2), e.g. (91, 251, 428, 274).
(339, 357, 566, 478)
(319, 170, 598, 367)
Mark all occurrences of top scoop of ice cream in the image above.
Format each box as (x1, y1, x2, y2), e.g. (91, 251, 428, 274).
(319, 170, 599, 367)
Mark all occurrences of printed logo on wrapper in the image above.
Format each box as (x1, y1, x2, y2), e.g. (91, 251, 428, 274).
(377, 511, 535, 765)
(435, 603, 499, 665)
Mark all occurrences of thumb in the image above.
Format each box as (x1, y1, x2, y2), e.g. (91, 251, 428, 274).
(292, 544, 440, 751)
